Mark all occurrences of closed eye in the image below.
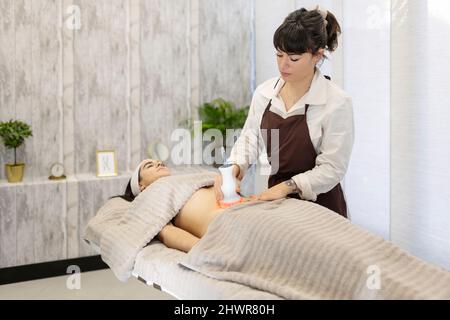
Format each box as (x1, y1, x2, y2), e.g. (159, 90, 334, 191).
(276, 53, 300, 62)
(144, 161, 154, 169)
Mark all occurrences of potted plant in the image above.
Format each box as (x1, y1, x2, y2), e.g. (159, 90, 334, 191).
(198, 98, 249, 141)
(0, 119, 33, 183)
(180, 98, 250, 166)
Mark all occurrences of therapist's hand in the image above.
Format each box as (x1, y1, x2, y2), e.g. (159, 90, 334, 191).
(214, 164, 242, 202)
(255, 182, 291, 201)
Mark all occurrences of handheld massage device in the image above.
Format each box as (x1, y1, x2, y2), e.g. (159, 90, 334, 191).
(219, 148, 243, 208)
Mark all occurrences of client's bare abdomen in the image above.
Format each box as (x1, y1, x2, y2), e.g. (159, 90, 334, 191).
(173, 186, 224, 238)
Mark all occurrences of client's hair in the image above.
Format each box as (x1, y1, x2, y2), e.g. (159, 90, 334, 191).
(111, 175, 141, 202)
(111, 180, 135, 202)
(112, 161, 145, 202)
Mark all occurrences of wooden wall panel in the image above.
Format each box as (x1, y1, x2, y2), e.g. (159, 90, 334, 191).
(140, 0, 190, 164)
(0, 0, 254, 268)
(0, 186, 16, 268)
(0, 0, 16, 179)
(77, 175, 129, 257)
(199, 0, 253, 109)
(32, 182, 67, 263)
(13, 0, 62, 180)
(73, 0, 129, 175)
(15, 184, 35, 266)
(13, 0, 34, 178)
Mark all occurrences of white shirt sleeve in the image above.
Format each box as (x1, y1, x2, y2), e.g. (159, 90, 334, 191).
(227, 89, 265, 178)
(291, 96, 355, 201)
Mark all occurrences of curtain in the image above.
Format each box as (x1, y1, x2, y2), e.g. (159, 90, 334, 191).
(391, 0, 450, 270)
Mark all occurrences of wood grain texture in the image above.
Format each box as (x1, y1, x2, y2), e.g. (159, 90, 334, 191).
(2, 0, 253, 176)
(0, 185, 17, 268)
(0, 0, 254, 268)
(78, 175, 130, 257)
(31, 0, 62, 179)
(73, 0, 128, 175)
(66, 176, 79, 259)
(0, 0, 15, 178)
(189, 0, 200, 116)
(77, 179, 95, 257)
(140, 0, 190, 164)
(32, 182, 67, 264)
(129, 0, 141, 169)
(13, 0, 34, 178)
(63, 0, 76, 176)
(109, 0, 129, 173)
(13, 0, 62, 180)
(198, 0, 252, 109)
(15, 184, 35, 266)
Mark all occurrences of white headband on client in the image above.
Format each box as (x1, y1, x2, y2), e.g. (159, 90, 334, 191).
(130, 159, 149, 197)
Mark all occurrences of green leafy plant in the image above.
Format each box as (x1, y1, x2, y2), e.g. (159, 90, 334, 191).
(178, 99, 250, 167)
(180, 98, 250, 146)
(0, 120, 33, 165)
(199, 98, 249, 138)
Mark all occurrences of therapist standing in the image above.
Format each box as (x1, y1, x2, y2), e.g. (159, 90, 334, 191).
(214, 6, 354, 218)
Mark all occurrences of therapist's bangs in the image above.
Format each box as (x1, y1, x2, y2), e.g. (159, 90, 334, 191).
(273, 22, 312, 55)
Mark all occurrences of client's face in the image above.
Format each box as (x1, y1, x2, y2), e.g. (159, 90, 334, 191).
(139, 159, 171, 191)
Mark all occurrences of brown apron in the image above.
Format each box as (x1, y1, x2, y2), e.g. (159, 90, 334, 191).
(260, 77, 348, 218)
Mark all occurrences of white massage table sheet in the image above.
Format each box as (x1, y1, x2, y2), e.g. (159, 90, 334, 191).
(132, 241, 282, 300)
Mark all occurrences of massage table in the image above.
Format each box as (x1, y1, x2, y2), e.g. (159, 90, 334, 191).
(84, 171, 450, 300)
(83, 195, 282, 300)
(84, 238, 281, 300)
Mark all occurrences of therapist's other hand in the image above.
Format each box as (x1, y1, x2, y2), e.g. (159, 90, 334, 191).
(256, 182, 291, 201)
(214, 164, 241, 202)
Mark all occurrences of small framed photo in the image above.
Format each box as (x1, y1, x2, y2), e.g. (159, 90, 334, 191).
(96, 150, 118, 177)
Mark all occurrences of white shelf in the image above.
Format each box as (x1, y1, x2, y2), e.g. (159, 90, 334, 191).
(0, 173, 131, 188)
(0, 165, 217, 188)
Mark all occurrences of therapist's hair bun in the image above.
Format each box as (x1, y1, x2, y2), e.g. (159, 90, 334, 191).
(273, 8, 341, 55)
(324, 10, 341, 52)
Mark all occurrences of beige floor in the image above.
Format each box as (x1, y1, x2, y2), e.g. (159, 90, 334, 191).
(0, 269, 176, 300)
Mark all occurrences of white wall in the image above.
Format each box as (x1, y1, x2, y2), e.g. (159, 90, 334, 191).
(255, 0, 296, 86)
(342, 0, 391, 239)
(390, 0, 450, 270)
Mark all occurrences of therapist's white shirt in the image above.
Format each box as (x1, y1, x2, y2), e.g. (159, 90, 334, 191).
(228, 68, 355, 202)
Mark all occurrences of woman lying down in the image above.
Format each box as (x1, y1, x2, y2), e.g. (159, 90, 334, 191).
(114, 158, 256, 253)
(106, 159, 450, 299)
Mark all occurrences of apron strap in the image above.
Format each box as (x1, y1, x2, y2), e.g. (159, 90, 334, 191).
(265, 78, 280, 113)
(274, 78, 281, 89)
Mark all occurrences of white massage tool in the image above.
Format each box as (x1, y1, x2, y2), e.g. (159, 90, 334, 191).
(219, 147, 242, 207)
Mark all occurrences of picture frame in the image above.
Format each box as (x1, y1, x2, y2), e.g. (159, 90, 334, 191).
(96, 150, 118, 177)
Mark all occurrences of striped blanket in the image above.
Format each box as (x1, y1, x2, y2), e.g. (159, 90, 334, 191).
(98, 172, 217, 281)
(180, 198, 450, 300)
